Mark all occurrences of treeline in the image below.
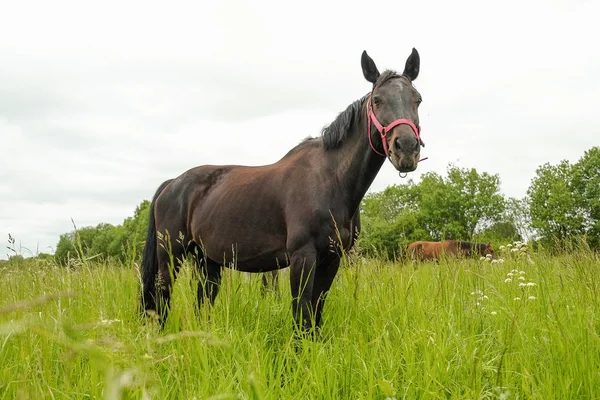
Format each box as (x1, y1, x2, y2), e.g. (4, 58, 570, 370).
(359, 165, 524, 258)
(5, 146, 595, 267)
(53, 200, 151, 265)
(527, 146, 600, 250)
(360, 146, 600, 258)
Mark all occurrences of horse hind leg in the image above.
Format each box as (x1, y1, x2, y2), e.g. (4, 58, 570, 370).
(153, 237, 187, 327)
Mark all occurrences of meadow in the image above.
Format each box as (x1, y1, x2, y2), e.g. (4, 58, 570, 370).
(1, 246, 599, 399)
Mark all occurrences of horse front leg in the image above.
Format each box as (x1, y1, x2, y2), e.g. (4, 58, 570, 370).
(289, 245, 317, 335)
(312, 254, 340, 330)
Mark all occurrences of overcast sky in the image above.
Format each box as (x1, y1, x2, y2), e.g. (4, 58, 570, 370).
(0, 0, 598, 258)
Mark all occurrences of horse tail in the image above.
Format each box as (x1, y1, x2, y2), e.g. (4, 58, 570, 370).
(141, 179, 174, 314)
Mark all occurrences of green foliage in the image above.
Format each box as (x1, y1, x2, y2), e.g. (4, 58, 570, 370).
(360, 164, 507, 258)
(474, 221, 521, 244)
(572, 146, 600, 249)
(527, 147, 600, 250)
(527, 160, 584, 241)
(5, 254, 25, 267)
(504, 197, 532, 241)
(421, 165, 507, 240)
(360, 181, 429, 258)
(35, 253, 54, 261)
(54, 232, 77, 265)
(54, 200, 151, 265)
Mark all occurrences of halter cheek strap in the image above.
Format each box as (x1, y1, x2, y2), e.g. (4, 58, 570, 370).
(367, 94, 427, 163)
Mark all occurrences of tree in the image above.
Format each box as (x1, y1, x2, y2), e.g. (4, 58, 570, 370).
(360, 181, 428, 258)
(359, 164, 506, 257)
(53, 200, 152, 265)
(475, 221, 521, 243)
(572, 146, 600, 249)
(527, 160, 586, 244)
(503, 197, 532, 241)
(418, 165, 505, 240)
(55, 232, 77, 265)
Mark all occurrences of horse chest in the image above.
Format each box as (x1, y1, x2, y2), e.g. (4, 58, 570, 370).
(313, 216, 352, 251)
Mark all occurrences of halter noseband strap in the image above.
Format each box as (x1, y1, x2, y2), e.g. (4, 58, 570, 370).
(366, 90, 427, 163)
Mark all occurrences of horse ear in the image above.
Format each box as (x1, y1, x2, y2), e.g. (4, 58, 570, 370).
(361, 50, 380, 85)
(403, 47, 420, 81)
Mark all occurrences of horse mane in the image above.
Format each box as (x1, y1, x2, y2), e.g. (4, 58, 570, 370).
(320, 96, 366, 150)
(280, 97, 366, 159)
(454, 241, 488, 252)
(321, 70, 401, 151)
(457, 241, 472, 251)
(282, 70, 402, 157)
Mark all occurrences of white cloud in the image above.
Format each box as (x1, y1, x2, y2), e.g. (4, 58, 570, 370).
(1, 0, 598, 258)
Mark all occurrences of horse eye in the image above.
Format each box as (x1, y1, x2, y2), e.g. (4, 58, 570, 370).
(373, 97, 381, 105)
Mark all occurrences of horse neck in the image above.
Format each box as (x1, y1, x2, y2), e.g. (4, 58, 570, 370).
(332, 103, 387, 211)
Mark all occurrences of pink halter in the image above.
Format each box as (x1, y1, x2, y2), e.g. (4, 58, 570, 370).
(367, 92, 427, 163)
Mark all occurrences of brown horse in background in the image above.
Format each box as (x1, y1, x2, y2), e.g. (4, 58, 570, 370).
(141, 48, 425, 334)
(406, 240, 494, 262)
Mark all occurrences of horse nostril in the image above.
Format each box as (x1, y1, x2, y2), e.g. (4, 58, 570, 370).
(395, 136, 419, 153)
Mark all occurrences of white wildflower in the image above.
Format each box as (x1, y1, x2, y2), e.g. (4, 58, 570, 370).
(518, 276, 526, 281)
(100, 318, 121, 326)
(490, 311, 498, 315)
(486, 253, 493, 259)
(519, 283, 527, 287)
(499, 245, 506, 250)
(511, 269, 518, 273)
(514, 297, 521, 301)
(511, 248, 519, 252)
(505, 278, 512, 283)
(507, 244, 513, 248)
(528, 296, 536, 300)
(480, 256, 487, 261)
(519, 271, 526, 275)
(498, 389, 511, 400)
(507, 272, 514, 277)
(526, 282, 536, 287)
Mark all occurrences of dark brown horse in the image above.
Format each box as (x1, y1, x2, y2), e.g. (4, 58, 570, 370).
(141, 48, 425, 333)
(406, 240, 495, 262)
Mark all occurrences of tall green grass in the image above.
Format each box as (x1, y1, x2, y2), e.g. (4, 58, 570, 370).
(1, 249, 599, 399)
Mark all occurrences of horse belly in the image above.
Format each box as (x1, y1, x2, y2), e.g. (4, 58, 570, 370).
(227, 249, 290, 273)
(191, 199, 288, 271)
